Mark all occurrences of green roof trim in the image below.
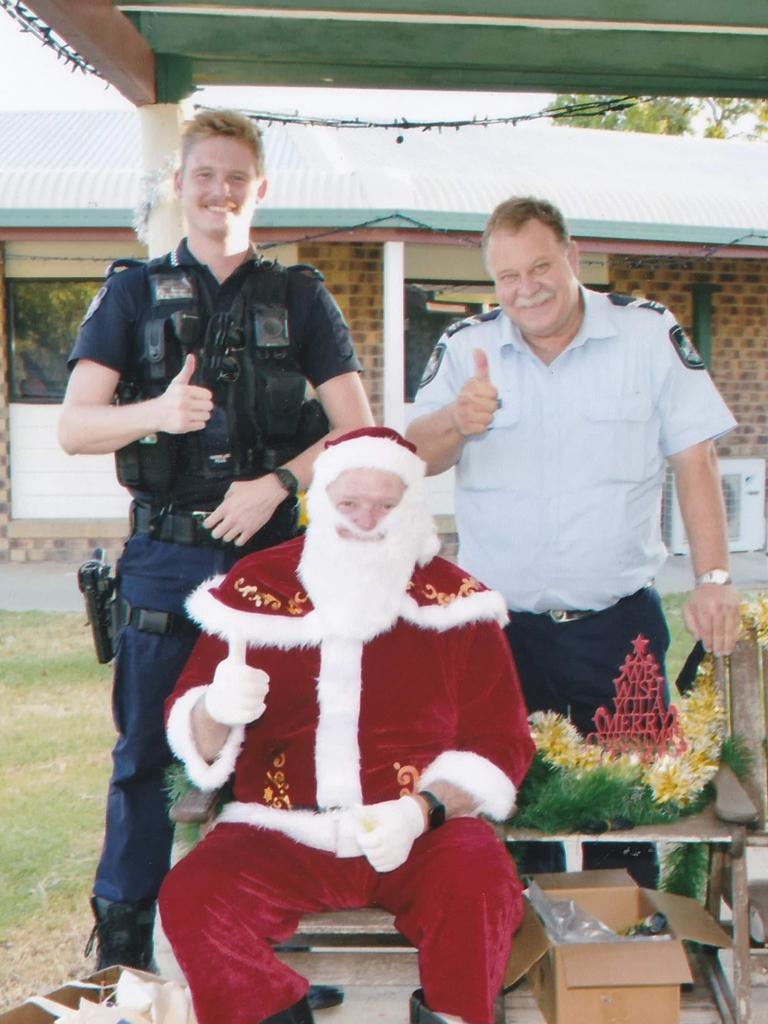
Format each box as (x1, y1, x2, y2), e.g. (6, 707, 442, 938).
(0, 209, 136, 229)
(1, 208, 765, 251)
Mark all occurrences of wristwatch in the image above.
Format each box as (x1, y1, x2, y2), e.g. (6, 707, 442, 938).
(419, 790, 446, 830)
(273, 467, 299, 498)
(695, 569, 732, 586)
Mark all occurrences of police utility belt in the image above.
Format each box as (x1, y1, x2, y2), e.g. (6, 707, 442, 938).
(534, 581, 654, 624)
(131, 503, 223, 547)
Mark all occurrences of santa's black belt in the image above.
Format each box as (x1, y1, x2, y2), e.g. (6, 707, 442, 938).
(131, 504, 224, 547)
(117, 596, 200, 638)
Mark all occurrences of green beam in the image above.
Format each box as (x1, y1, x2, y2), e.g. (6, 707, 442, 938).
(122, 1, 768, 30)
(134, 14, 768, 99)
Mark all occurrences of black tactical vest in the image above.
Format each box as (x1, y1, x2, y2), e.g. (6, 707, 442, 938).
(113, 253, 329, 506)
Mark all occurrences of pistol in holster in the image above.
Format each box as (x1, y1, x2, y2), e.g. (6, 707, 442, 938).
(78, 548, 117, 664)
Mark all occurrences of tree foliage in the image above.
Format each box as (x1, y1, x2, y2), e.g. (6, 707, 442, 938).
(548, 95, 768, 140)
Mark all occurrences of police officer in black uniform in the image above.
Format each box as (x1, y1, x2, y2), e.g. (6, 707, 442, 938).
(59, 110, 374, 996)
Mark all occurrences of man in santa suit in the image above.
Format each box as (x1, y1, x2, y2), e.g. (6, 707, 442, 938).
(159, 426, 535, 1024)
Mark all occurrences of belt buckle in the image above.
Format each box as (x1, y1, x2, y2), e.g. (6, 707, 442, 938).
(549, 609, 570, 623)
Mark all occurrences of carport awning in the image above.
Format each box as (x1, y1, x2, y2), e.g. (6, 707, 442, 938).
(20, 2, 768, 106)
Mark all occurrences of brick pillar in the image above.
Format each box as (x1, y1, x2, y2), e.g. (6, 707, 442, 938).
(0, 242, 9, 559)
(298, 241, 384, 422)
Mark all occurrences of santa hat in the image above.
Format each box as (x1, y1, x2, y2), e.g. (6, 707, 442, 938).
(310, 426, 426, 490)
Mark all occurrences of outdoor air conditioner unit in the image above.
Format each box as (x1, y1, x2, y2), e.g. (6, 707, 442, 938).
(663, 458, 766, 554)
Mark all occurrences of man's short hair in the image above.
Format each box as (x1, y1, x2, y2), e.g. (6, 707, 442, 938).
(481, 196, 570, 254)
(180, 109, 265, 177)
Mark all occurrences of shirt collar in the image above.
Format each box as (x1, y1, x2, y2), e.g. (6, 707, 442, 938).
(500, 286, 618, 356)
(170, 238, 262, 271)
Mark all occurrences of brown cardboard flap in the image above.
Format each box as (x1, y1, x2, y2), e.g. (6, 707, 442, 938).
(644, 889, 732, 949)
(529, 869, 634, 891)
(504, 902, 550, 988)
(560, 940, 693, 988)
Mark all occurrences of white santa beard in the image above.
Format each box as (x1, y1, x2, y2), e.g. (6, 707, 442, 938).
(300, 485, 438, 641)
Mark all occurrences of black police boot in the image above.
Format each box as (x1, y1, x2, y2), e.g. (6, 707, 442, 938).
(86, 896, 156, 971)
(307, 985, 344, 1011)
(262, 995, 315, 1024)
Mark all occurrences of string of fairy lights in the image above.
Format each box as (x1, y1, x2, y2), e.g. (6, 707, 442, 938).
(0, 0, 102, 78)
(0, 4, 765, 266)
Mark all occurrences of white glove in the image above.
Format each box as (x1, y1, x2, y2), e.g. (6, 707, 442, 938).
(335, 808, 364, 858)
(353, 797, 425, 873)
(203, 657, 269, 726)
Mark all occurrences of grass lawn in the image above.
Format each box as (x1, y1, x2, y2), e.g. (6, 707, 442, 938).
(0, 611, 113, 1008)
(0, 595, 698, 1010)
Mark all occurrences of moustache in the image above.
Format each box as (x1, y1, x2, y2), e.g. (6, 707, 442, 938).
(514, 290, 554, 309)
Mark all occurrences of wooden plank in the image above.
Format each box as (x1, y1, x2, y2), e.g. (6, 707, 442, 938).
(504, 805, 738, 844)
(24, 1, 155, 106)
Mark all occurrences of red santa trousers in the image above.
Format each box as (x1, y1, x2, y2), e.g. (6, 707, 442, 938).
(159, 817, 523, 1024)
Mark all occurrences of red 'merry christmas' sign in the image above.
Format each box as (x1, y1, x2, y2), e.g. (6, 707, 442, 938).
(587, 634, 687, 761)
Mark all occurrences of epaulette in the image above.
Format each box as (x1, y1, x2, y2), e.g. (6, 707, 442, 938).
(106, 257, 146, 278)
(289, 263, 325, 282)
(445, 307, 501, 338)
(609, 293, 668, 316)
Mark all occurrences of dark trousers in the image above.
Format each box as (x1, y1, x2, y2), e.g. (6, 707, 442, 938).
(504, 586, 670, 888)
(93, 534, 249, 905)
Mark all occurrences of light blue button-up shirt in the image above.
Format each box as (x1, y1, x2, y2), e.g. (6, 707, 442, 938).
(413, 288, 737, 612)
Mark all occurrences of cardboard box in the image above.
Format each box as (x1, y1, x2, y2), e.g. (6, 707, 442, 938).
(505, 869, 731, 1024)
(0, 967, 151, 1024)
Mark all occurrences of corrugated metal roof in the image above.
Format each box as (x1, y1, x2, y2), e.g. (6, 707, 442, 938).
(0, 110, 765, 246)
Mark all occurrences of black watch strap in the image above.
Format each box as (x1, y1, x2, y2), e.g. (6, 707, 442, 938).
(419, 789, 446, 830)
(273, 467, 299, 497)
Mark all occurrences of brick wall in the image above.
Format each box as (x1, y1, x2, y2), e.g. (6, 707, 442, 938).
(610, 255, 768, 462)
(298, 241, 384, 421)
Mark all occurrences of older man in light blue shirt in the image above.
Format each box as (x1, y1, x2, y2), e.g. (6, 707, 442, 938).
(407, 195, 739, 885)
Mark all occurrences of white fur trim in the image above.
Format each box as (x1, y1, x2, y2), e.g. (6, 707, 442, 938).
(312, 435, 425, 489)
(166, 686, 245, 791)
(216, 802, 340, 852)
(186, 578, 324, 648)
(400, 588, 509, 630)
(314, 637, 364, 807)
(186, 576, 507, 650)
(420, 750, 517, 820)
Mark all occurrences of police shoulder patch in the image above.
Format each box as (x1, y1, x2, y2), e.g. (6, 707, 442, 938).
(418, 342, 446, 389)
(80, 285, 108, 326)
(669, 323, 705, 369)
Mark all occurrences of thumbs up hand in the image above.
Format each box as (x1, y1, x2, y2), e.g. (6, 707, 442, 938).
(154, 353, 214, 434)
(452, 348, 499, 436)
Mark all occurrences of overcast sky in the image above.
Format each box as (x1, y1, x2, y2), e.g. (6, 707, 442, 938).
(0, 9, 554, 123)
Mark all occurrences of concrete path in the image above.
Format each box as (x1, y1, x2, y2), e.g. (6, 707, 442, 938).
(0, 550, 764, 613)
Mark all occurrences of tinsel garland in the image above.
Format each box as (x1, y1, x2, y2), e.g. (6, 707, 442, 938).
(513, 658, 726, 834)
(511, 597, 767, 896)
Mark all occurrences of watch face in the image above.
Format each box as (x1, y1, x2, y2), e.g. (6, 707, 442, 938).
(698, 569, 731, 586)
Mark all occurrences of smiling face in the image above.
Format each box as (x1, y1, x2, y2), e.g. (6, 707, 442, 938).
(174, 134, 267, 248)
(325, 468, 406, 541)
(485, 218, 583, 352)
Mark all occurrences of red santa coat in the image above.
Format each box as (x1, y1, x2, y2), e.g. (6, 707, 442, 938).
(166, 536, 534, 842)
